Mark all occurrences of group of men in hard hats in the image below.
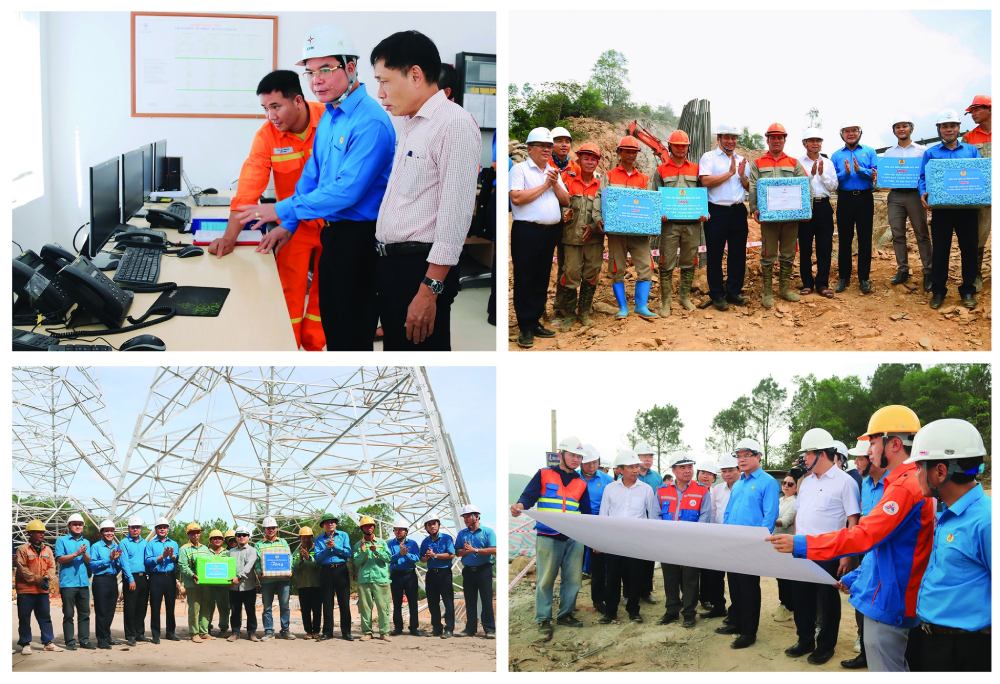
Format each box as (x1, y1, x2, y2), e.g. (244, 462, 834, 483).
(15, 508, 496, 655)
(510, 96, 991, 347)
(513, 408, 990, 672)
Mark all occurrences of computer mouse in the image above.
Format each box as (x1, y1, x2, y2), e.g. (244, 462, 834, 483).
(202, 187, 218, 194)
(120, 334, 166, 352)
(178, 245, 204, 258)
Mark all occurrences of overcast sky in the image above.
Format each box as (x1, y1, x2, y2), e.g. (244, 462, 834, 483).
(509, 9, 990, 150)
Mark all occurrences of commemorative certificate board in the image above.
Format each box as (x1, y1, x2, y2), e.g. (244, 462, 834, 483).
(196, 555, 236, 585)
(659, 187, 708, 221)
(601, 186, 662, 235)
(926, 158, 991, 207)
(260, 549, 292, 578)
(876, 156, 921, 189)
(757, 177, 812, 222)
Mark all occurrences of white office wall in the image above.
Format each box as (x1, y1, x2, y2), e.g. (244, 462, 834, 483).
(15, 11, 495, 252)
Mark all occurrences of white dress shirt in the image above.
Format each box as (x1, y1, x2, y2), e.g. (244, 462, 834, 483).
(798, 154, 839, 199)
(711, 482, 734, 524)
(795, 466, 861, 536)
(599, 478, 659, 519)
(883, 142, 927, 158)
(509, 157, 566, 224)
(698, 147, 748, 205)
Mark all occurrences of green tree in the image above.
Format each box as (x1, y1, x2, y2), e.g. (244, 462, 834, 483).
(629, 403, 684, 473)
(706, 401, 751, 455)
(782, 374, 870, 468)
(868, 363, 921, 409)
(738, 126, 764, 150)
(589, 49, 631, 109)
(747, 377, 787, 468)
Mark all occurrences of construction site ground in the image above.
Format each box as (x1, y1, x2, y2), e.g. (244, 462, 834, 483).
(11, 595, 496, 672)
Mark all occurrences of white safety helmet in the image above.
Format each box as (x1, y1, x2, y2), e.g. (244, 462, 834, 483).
(581, 444, 601, 464)
(155, 516, 170, 527)
(840, 123, 863, 132)
(526, 127, 554, 145)
(734, 437, 763, 455)
(669, 454, 696, 468)
(905, 419, 987, 464)
(262, 516, 278, 528)
(802, 127, 824, 141)
(99, 519, 116, 531)
(696, 461, 721, 477)
(935, 110, 962, 126)
(296, 25, 358, 66)
(833, 440, 849, 460)
(234, 525, 251, 536)
(392, 518, 410, 530)
(550, 126, 572, 141)
(557, 435, 585, 456)
(634, 442, 655, 456)
(891, 117, 914, 128)
(848, 439, 870, 457)
(67, 513, 85, 524)
(718, 453, 738, 469)
(613, 448, 641, 468)
(799, 427, 836, 453)
(460, 504, 481, 516)
(127, 516, 143, 527)
(716, 123, 740, 136)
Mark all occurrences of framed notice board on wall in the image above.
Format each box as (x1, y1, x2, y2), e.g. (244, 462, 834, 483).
(131, 12, 277, 118)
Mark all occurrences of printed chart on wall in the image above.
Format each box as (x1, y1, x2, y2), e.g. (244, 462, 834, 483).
(132, 12, 277, 118)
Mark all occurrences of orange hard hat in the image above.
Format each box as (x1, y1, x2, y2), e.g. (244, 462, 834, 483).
(966, 94, 992, 112)
(576, 142, 602, 159)
(667, 130, 690, 146)
(765, 122, 787, 137)
(617, 135, 641, 152)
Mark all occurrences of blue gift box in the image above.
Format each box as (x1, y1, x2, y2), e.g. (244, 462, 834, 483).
(757, 177, 812, 222)
(926, 158, 991, 207)
(659, 187, 708, 221)
(876, 156, 921, 189)
(601, 186, 662, 235)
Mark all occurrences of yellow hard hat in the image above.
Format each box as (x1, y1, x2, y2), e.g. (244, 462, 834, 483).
(358, 516, 376, 528)
(208, 529, 224, 539)
(224, 529, 236, 539)
(185, 522, 202, 533)
(298, 526, 314, 537)
(861, 405, 921, 439)
(26, 520, 46, 533)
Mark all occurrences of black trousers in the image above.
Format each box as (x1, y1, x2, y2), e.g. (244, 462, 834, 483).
(487, 238, 497, 323)
(836, 189, 874, 282)
(122, 573, 149, 639)
(777, 578, 795, 609)
(318, 220, 378, 351)
(511, 220, 560, 332)
(375, 250, 460, 351)
(92, 575, 119, 646)
(425, 567, 455, 633)
(605, 554, 644, 618)
(462, 564, 495, 633)
(148, 573, 176, 637)
(589, 549, 607, 608)
(930, 208, 979, 296)
(728, 572, 761, 637)
(320, 564, 352, 637)
(60, 586, 91, 646)
(390, 571, 419, 632)
(661, 563, 700, 619)
(298, 586, 322, 634)
(798, 198, 834, 289)
(705, 202, 748, 300)
(909, 626, 991, 672)
(699, 568, 725, 609)
(230, 589, 257, 636)
(791, 559, 841, 650)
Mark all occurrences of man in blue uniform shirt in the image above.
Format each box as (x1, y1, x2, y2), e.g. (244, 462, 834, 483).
(89, 520, 134, 649)
(580, 445, 612, 614)
(420, 516, 456, 638)
(144, 517, 180, 644)
(387, 520, 421, 636)
(831, 124, 878, 294)
(119, 516, 149, 646)
(54, 513, 94, 650)
(455, 504, 497, 639)
(313, 512, 353, 641)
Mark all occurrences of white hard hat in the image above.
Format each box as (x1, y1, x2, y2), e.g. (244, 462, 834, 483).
(460, 504, 481, 516)
(715, 123, 740, 136)
(848, 439, 870, 457)
(262, 516, 278, 528)
(802, 127, 824, 141)
(67, 513, 85, 524)
(155, 516, 170, 527)
(296, 25, 358, 66)
(613, 447, 641, 468)
(669, 454, 696, 468)
(581, 444, 601, 464)
(718, 453, 738, 469)
(734, 437, 763, 454)
(99, 519, 116, 531)
(799, 427, 836, 453)
(526, 127, 554, 145)
(891, 117, 914, 128)
(634, 442, 655, 456)
(905, 419, 987, 464)
(550, 126, 572, 140)
(234, 525, 251, 536)
(696, 461, 721, 477)
(127, 516, 143, 527)
(392, 518, 410, 530)
(840, 123, 863, 132)
(557, 435, 585, 456)
(832, 440, 849, 459)
(935, 110, 962, 126)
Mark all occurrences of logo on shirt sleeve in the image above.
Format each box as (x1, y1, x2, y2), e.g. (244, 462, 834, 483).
(945, 533, 955, 543)
(882, 501, 899, 515)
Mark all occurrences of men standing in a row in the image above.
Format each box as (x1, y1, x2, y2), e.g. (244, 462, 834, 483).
(89, 520, 134, 649)
(832, 123, 878, 294)
(55, 513, 93, 650)
(963, 95, 991, 291)
(388, 520, 421, 636)
(455, 504, 497, 638)
(120, 516, 149, 646)
(145, 518, 180, 644)
(15, 520, 61, 654)
(420, 516, 456, 638)
(580, 445, 612, 614)
(797, 129, 838, 298)
(314, 512, 353, 641)
(884, 118, 931, 290)
(556, 143, 604, 331)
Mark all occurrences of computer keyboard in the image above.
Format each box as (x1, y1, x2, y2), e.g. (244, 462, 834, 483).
(48, 344, 115, 351)
(113, 246, 162, 287)
(168, 201, 192, 223)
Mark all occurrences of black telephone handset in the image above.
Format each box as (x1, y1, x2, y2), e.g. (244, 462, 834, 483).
(56, 255, 134, 328)
(145, 208, 186, 231)
(114, 228, 168, 250)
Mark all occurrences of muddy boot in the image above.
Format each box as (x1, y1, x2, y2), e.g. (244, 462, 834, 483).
(658, 266, 673, 317)
(678, 268, 696, 311)
(779, 263, 800, 302)
(578, 281, 597, 326)
(633, 280, 658, 320)
(557, 289, 578, 332)
(974, 247, 985, 292)
(761, 265, 775, 309)
(552, 284, 570, 319)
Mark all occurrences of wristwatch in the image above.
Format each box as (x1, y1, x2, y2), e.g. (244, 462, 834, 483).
(421, 276, 444, 295)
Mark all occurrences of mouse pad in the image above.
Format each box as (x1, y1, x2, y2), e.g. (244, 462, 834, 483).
(152, 286, 230, 317)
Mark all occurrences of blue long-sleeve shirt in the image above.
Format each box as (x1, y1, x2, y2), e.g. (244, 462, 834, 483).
(144, 537, 180, 574)
(386, 538, 420, 574)
(419, 533, 456, 569)
(724, 467, 780, 532)
(917, 141, 981, 196)
(275, 84, 395, 232)
(832, 144, 877, 191)
(313, 530, 351, 566)
(119, 535, 148, 576)
(581, 469, 614, 514)
(54, 534, 91, 588)
(455, 526, 496, 567)
(89, 540, 134, 582)
(861, 473, 886, 517)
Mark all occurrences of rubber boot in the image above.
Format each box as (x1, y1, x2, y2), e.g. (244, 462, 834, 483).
(974, 247, 985, 292)
(658, 266, 673, 317)
(578, 282, 597, 326)
(678, 268, 696, 311)
(761, 265, 775, 309)
(779, 263, 800, 302)
(557, 289, 578, 332)
(553, 283, 571, 319)
(633, 280, 659, 320)
(612, 281, 629, 319)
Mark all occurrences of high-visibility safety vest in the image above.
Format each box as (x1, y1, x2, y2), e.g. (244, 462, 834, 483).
(657, 482, 710, 522)
(535, 468, 588, 536)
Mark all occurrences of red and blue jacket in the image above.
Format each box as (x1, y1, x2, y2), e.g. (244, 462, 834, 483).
(792, 461, 934, 627)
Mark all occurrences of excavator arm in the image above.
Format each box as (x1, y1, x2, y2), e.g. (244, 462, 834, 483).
(626, 120, 669, 164)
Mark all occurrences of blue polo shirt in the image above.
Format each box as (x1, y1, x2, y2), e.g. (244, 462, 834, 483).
(144, 537, 180, 574)
(455, 526, 496, 567)
(387, 538, 419, 574)
(89, 539, 134, 582)
(861, 473, 886, 516)
(419, 533, 456, 569)
(120, 535, 148, 576)
(916, 485, 991, 631)
(581, 469, 614, 514)
(314, 530, 352, 566)
(917, 141, 981, 196)
(275, 84, 395, 232)
(54, 534, 91, 588)
(832, 144, 877, 191)
(724, 467, 780, 532)
(639, 470, 662, 492)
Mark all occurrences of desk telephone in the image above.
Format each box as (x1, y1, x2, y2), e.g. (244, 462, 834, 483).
(114, 228, 168, 250)
(146, 202, 191, 231)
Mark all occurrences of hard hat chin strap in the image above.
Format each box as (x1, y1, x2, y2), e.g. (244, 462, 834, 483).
(329, 57, 358, 106)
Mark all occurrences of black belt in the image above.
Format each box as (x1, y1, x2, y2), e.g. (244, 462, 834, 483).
(813, 197, 830, 203)
(842, 189, 872, 196)
(321, 563, 347, 569)
(889, 188, 919, 192)
(150, 571, 173, 575)
(512, 219, 560, 227)
(463, 564, 491, 571)
(427, 567, 452, 573)
(131, 572, 147, 577)
(391, 570, 416, 576)
(921, 622, 991, 636)
(375, 241, 432, 257)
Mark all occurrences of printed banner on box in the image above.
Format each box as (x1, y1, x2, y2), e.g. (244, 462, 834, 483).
(927, 158, 992, 207)
(659, 186, 708, 221)
(601, 186, 662, 235)
(261, 549, 292, 577)
(757, 177, 812, 222)
(876, 156, 921, 189)
(196, 555, 236, 584)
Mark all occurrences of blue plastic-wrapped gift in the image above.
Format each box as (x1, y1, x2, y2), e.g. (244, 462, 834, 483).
(926, 158, 991, 207)
(601, 186, 662, 235)
(659, 187, 708, 221)
(876, 156, 920, 189)
(757, 177, 812, 222)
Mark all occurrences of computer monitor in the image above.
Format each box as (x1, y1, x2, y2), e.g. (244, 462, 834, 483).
(152, 139, 167, 191)
(121, 147, 145, 222)
(142, 142, 154, 197)
(83, 157, 121, 258)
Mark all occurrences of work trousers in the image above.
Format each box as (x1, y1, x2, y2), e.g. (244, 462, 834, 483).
(17, 593, 54, 646)
(92, 575, 119, 646)
(642, 559, 655, 599)
(607, 234, 654, 282)
(60, 586, 91, 646)
(320, 564, 352, 637)
(659, 222, 700, 270)
(122, 572, 149, 640)
(760, 221, 798, 267)
(425, 567, 456, 634)
(534, 535, 583, 622)
(887, 189, 931, 274)
(462, 564, 495, 634)
(908, 626, 991, 672)
(836, 189, 874, 282)
(358, 582, 391, 636)
(777, 578, 795, 610)
(791, 559, 840, 651)
(798, 198, 834, 289)
(148, 573, 176, 638)
(276, 219, 325, 350)
(728, 572, 761, 637)
(376, 249, 460, 351)
(390, 571, 419, 632)
(560, 242, 604, 290)
(203, 586, 230, 633)
(298, 586, 322, 634)
(978, 205, 991, 249)
(863, 615, 910, 672)
(604, 554, 644, 619)
(511, 220, 560, 333)
(229, 589, 258, 637)
(260, 581, 291, 634)
(930, 208, 979, 296)
(705, 202, 749, 300)
(318, 220, 377, 351)
(185, 583, 208, 637)
(588, 549, 607, 609)
(699, 568, 726, 610)
(661, 563, 700, 619)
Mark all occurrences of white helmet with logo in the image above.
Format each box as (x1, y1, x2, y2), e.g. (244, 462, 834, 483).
(262, 516, 278, 528)
(127, 516, 143, 527)
(557, 435, 585, 456)
(718, 453, 738, 469)
(716, 123, 740, 136)
(935, 110, 962, 126)
(550, 126, 572, 141)
(613, 448, 641, 468)
(734, 437, 763, 454)
(905, 419, 986, 464)
(526, 127, 554, 145)
(581, 444, 601, 464)
(696, 461, 721, 477)
(297, 25, 358, 66)
(799, 428, 836, 453)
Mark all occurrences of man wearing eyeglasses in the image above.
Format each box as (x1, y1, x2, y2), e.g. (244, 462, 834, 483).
(831, 123, 878, 294)
(235, 25, 396, 352)
(144, 517, 181, 644)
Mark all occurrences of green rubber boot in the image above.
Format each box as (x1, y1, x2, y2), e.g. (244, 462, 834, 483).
(779, 263, 800, 302)
(678, 268, 696, 311)
(578, 282, 597, 326)
(658, 266, 673, 317)
(761, 265, 775, 309)
(557, 289, 579, 332)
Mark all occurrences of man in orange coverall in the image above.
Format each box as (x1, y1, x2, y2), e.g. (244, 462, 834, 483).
(207, 70, 326, 350)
